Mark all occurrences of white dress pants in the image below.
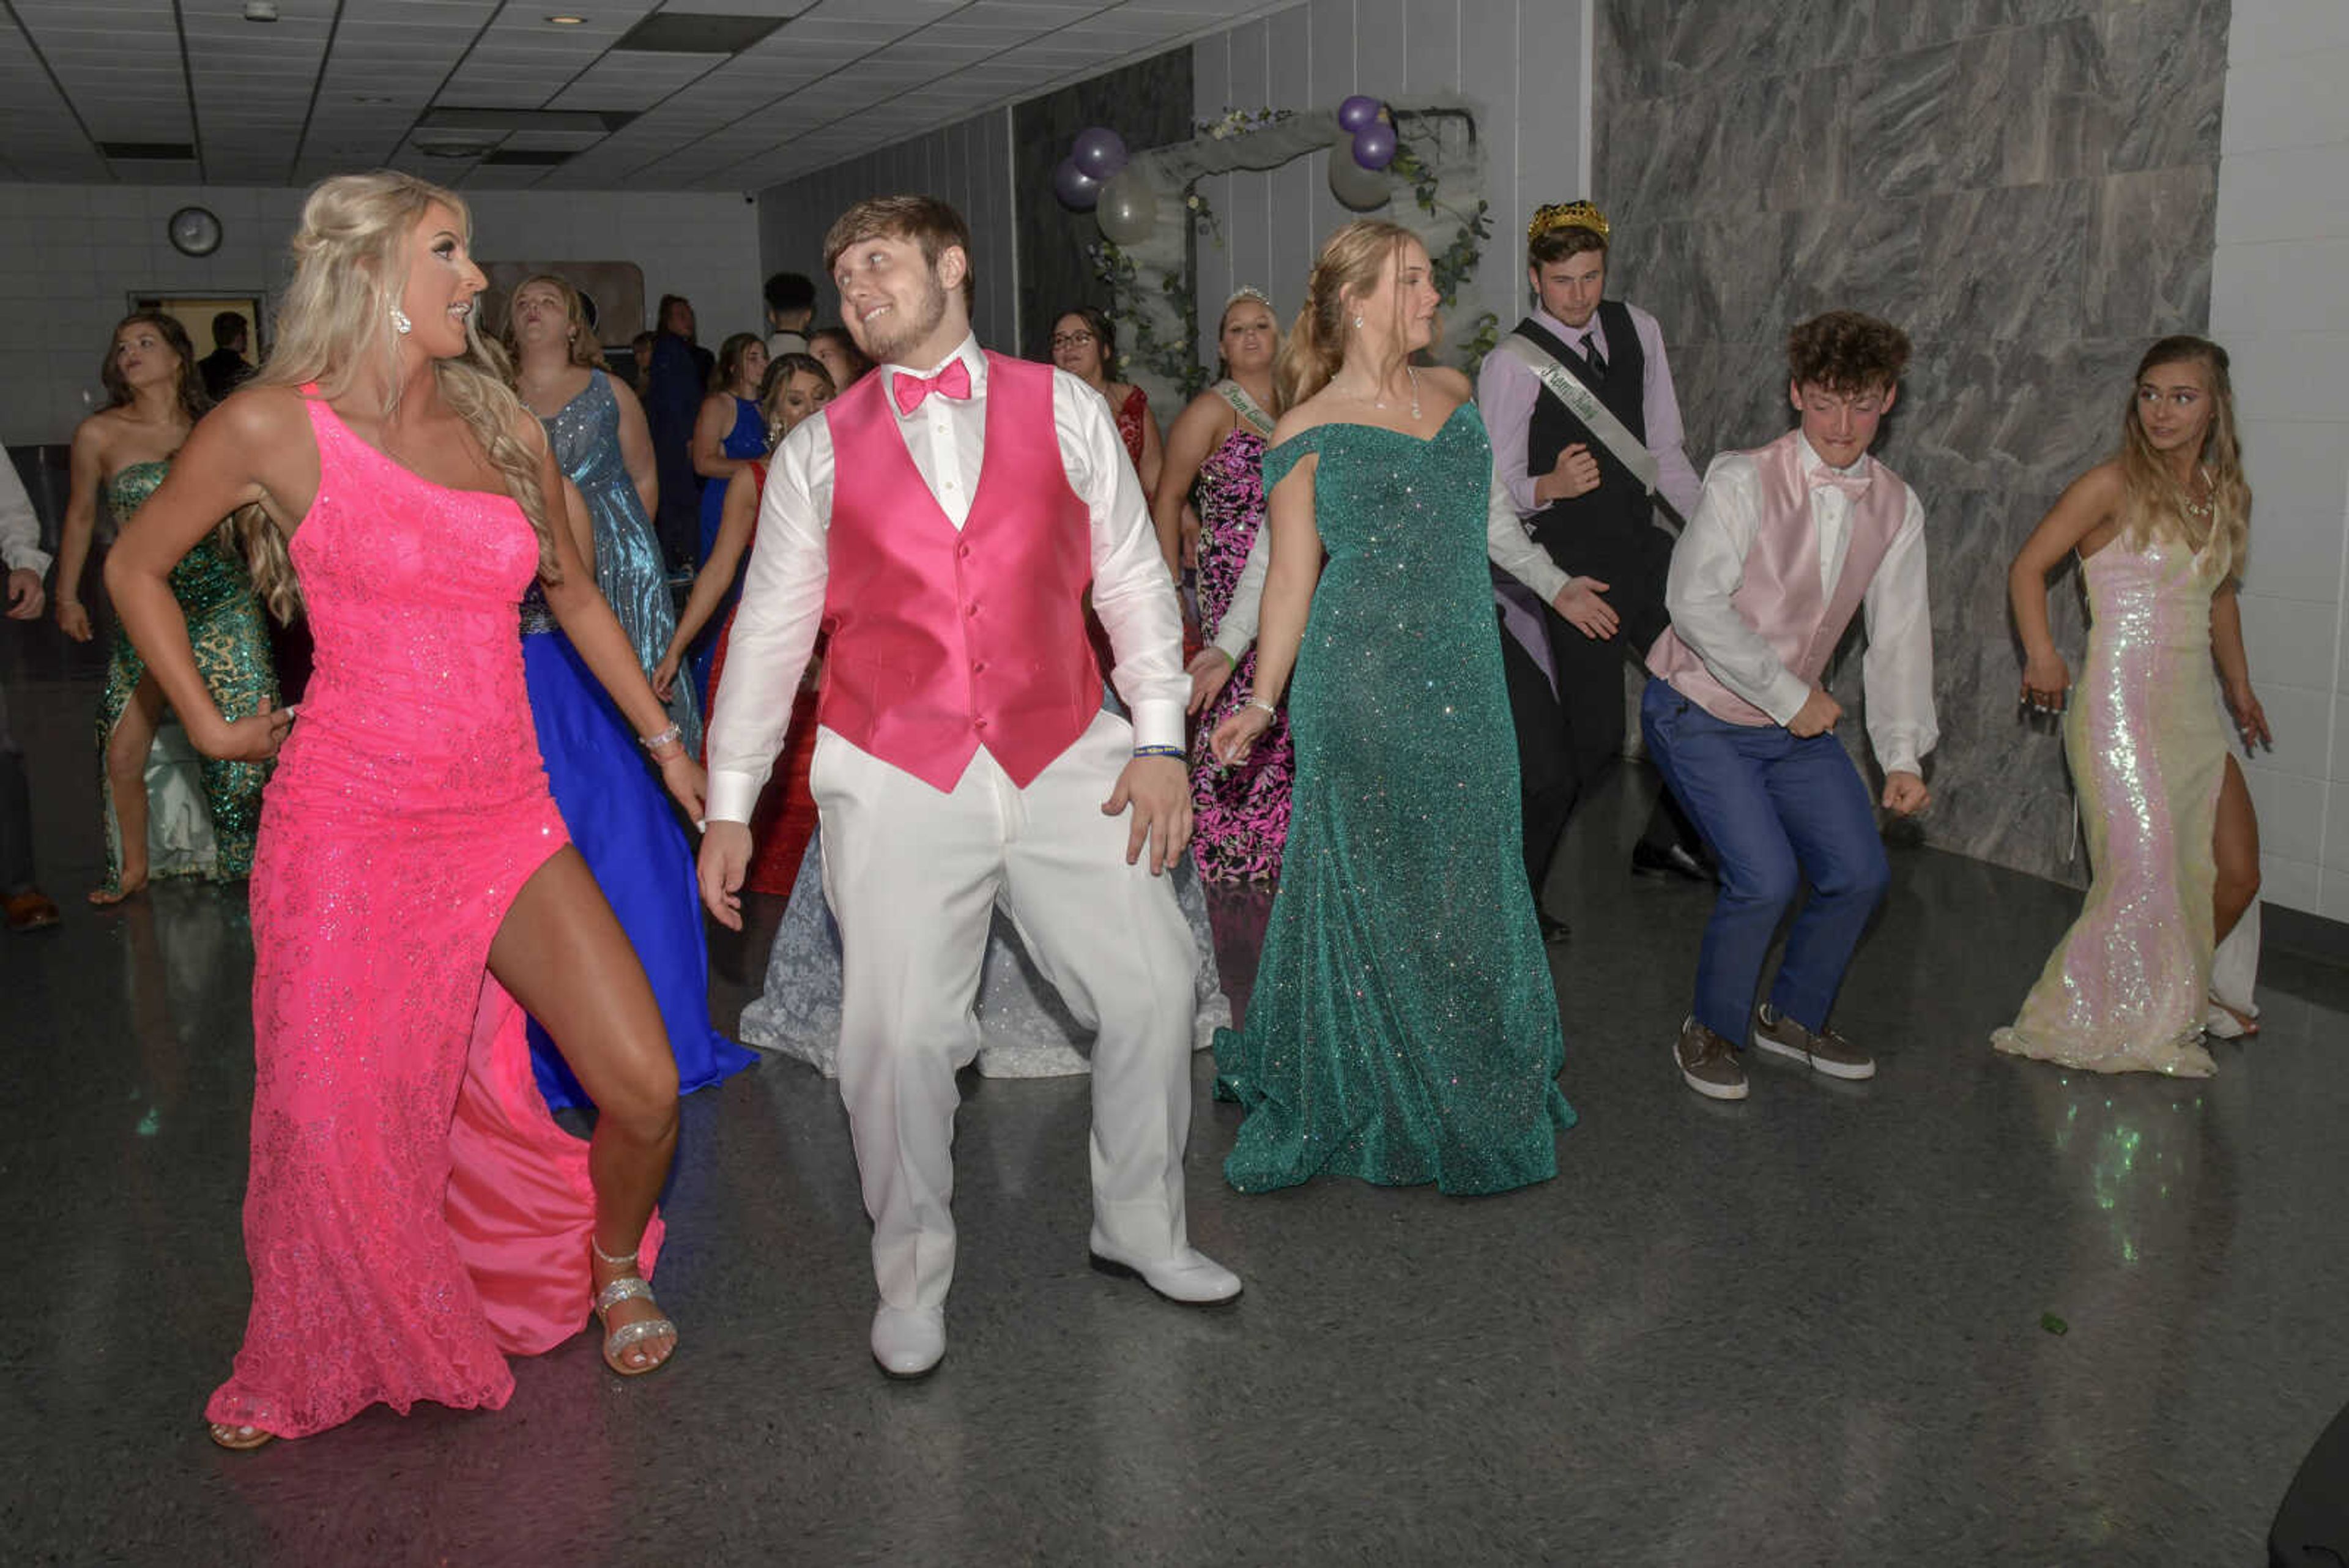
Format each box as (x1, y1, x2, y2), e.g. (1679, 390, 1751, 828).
(810, 710, 1198, 1309)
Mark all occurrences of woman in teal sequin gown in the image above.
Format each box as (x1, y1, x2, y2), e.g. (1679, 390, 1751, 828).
(54, 313, 276, 902)
(1210, 225, 1612, 1195)
(505, 274, 701, 751)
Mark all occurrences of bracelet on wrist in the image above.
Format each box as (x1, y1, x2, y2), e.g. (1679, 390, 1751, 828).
(1244, 697, 1278, 716)
(637, 723, 682, 753)
(1132, 743, 1186, 760)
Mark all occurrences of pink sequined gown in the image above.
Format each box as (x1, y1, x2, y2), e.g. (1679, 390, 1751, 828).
(1994, 532, 2228, 1077)
(206, 394, 662, 1439)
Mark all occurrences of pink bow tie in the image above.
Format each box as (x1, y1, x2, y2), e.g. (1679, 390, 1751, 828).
(892, 359, 971, 415)
(1808, 463, 1872, 502)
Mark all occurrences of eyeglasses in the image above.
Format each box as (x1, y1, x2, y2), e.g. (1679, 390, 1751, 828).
(1050, 332, 1096, 350)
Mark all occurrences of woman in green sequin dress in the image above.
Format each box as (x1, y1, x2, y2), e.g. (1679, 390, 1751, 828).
(1209, 223, 1613, 1195)
(55, 313, 276, 902)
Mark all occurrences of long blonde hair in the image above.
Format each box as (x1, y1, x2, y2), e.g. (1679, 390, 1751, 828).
(239, 171, 557, 620)
(1274, 220, 1430, 411)
(2116, 334, 2250, 578)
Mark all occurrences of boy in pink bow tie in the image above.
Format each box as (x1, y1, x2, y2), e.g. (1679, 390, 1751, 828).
(698, 196, 1239, 1380)
(1641, 310, 1937, 1102)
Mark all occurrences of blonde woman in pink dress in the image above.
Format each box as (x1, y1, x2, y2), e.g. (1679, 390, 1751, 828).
(106, 173, 702, 1449)
(1996, 335, 2267, 1078)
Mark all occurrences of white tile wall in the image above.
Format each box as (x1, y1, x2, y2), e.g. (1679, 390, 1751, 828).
(2212, 2, 2349, 915)
(0, 181, 762, 445)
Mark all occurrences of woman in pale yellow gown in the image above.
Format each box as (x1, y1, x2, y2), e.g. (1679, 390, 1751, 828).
(1995, 336, 2266, 1077)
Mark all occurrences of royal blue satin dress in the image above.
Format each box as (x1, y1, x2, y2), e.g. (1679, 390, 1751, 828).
(689, 395, 767, 711)
(519, 586, 755, 1109)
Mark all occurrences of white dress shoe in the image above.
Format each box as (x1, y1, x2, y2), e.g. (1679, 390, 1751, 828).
(1086, 1241, 1243, 1306)
(869, 1303, 945, 1379)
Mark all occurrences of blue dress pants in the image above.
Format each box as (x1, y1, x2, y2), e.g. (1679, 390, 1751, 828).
(1640, 680, 1889, 1042)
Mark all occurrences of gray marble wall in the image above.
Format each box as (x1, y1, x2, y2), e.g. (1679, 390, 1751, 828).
(1593, 0, 2227, 886)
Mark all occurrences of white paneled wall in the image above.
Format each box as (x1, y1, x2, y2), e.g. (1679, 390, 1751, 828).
(755, 110, 1019, 352)
(0, 182, 762, 446)
(2210, 1, 2349, 919)
(1191, 0, 1586, 362)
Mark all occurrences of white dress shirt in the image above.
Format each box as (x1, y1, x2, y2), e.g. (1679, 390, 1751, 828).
(0, 459, 50, 579)
(1477, 302, 1704, 521)
(1664, 432, 1937, 776)
(705, 333, 1187, 823)
(1206, 466, 1570, 661)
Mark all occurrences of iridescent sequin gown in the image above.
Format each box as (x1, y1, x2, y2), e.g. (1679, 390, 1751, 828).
(1994, 533, 2230, 1076)
(542, 368, 700, 753)
(1189, 390, 1293, 883)
(94, 460, 276, 893)
(1212, 406, 1574, 1194)
(208, 395, 661, 1440)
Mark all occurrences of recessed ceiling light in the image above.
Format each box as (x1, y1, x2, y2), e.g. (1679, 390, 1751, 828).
(353, 95, 395, 104)
(243, 1, 278, 20)
(546, 13, 587, 22)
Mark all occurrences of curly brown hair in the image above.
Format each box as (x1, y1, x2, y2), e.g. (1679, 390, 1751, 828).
(1786, 310, 1910, 394)
(1528, 226, 1606, 269)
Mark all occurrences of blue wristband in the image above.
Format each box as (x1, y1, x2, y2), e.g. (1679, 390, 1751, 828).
(1132, 743, 1186, 760)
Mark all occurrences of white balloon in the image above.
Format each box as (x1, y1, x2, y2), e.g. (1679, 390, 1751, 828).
(1096, 169, 1160, 245)
(1327, 148, 1394, 212)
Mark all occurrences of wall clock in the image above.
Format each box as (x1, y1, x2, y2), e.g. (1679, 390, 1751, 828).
(167, 205, 223, 258)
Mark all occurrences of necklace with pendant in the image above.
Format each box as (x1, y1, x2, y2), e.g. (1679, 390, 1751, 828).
(1346, 363, 1420, 420)
(2182, 464, 2215, 521)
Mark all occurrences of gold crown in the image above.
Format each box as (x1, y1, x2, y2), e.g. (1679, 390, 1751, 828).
(1528, 201, 1609, 244)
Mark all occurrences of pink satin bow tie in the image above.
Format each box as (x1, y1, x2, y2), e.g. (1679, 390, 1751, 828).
(1808, 463, 1872, 501)
(892, 359, 971, 415)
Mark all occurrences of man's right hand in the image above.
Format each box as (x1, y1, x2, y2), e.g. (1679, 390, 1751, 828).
(697, 820, 752, 931)
(1787, 686, 1843, 738)
(1538, 442, 1601, 503)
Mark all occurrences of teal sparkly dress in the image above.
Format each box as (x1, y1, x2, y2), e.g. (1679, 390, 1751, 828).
(1212, 404, 1574, 1195)
(95, 460, 277, 893)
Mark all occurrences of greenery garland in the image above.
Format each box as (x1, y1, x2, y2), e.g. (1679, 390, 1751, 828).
(1085, 102, 1497, 409)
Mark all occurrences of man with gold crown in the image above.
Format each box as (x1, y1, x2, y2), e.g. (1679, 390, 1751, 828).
(1477, 199, 1714, 932)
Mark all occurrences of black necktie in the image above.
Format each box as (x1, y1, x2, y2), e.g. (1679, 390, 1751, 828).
(1579, 333, 1607, 382)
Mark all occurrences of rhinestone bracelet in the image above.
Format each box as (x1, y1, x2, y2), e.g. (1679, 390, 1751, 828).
(637, 723, 684, 754)
(1244, 697, 1277, 716)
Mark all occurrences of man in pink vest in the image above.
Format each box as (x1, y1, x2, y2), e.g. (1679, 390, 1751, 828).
(1642, 311, 1937, 1102)
(697, 196, 1239, 1378)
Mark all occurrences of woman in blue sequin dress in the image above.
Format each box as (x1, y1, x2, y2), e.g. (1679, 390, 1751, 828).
(505, 275, 700, 752)
(1210, 223, 1614, 1195)
(688, 333, 770, 710)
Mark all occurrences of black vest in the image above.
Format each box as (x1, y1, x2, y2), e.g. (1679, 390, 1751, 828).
(1517, 300, 1650, 540)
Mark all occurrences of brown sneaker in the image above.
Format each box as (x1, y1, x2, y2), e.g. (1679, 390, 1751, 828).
(4, 889, 61, 932)
(1752, 1003, 1874, 1080)
(1675, 1017, 1748, 1101)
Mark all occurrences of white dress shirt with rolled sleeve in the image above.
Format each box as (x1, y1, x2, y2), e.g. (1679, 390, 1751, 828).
(705, 334, 1188, 824)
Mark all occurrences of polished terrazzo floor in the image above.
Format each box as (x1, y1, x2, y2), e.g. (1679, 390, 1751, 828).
(6, 627, 2346, 1566)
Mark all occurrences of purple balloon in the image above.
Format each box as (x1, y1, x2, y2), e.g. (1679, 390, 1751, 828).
(1353, 121, 1398, 170)
(1337, 94, 1383, 133)
(1054, 155, 1102, 210)
(1072, 126, 1128, 181)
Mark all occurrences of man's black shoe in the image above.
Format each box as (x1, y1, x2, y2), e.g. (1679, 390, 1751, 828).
(1631, 841, 1716, 883)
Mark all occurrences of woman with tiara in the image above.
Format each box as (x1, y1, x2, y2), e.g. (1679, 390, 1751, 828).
(505, 281, 753, 1110)
(109, 173, 697, 1446)
(1995, 335, 2267, 1077)
(656, 352, 834, 897)
(1209, 221, 1612, 1194)
(503, 273, 700, 751)
(54, 312, 278, 903)
(1154, 286, 1291, 885)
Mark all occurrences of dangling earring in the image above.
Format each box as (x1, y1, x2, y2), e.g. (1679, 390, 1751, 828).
(390, 305, 413, 336)
(1353, 314, 1364, 330)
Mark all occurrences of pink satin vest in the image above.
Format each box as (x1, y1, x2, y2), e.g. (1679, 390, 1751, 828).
(1646, 429, 1909, 726)
(818, 351, 1100, 792)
